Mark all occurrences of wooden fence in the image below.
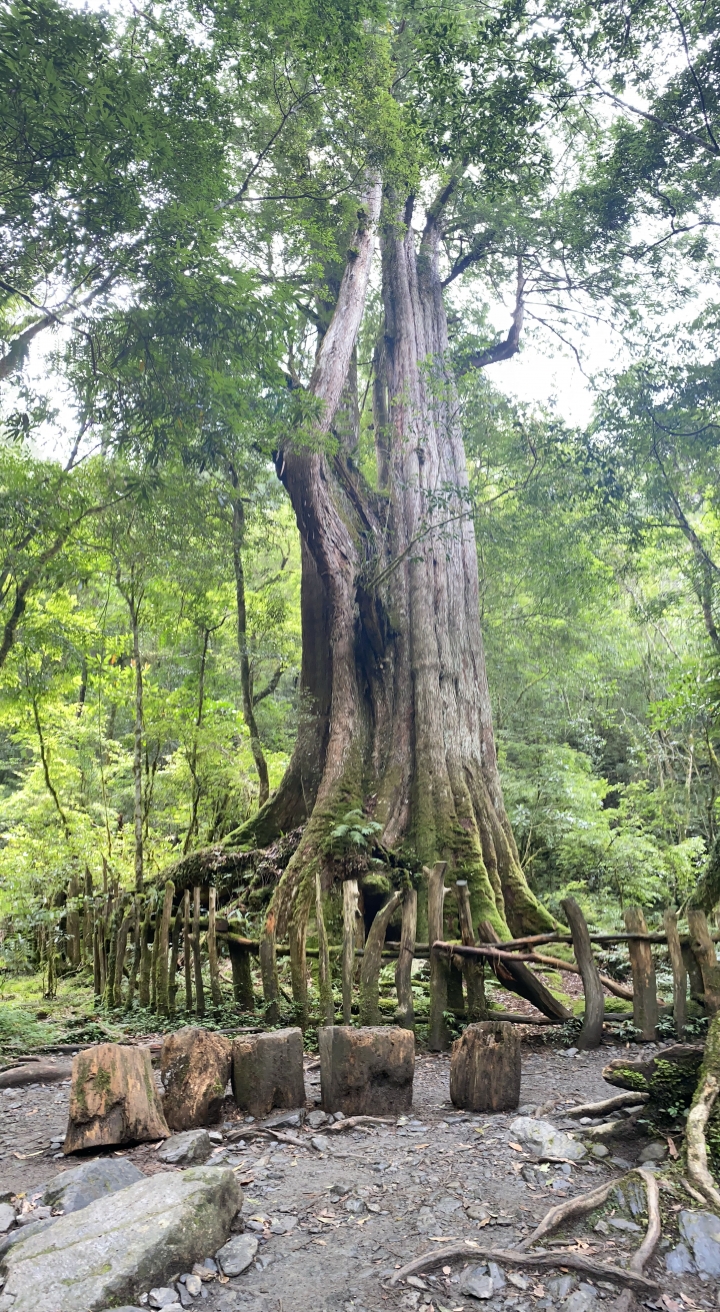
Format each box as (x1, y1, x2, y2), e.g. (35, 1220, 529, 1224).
(46, 860, 720, 1048)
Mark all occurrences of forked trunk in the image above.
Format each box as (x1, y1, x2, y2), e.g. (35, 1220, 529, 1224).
(252, 191, 552, 1009)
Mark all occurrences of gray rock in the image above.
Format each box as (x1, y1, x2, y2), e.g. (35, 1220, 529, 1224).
(608, 1218, 642, 1233)
(344, 1198, 366, 1215)
(311, 1135, 333, 1153)
(99, 1307, 144, 1311)
(261, 1108, 304, 1129)
(185, 1274, 202, 1295)
(466, 1203, 491, 1222)
(157, 1130, 213, 1166)
(436, 1196, 462, 1214)
(508, 1117, 586, 1161)
(488, 1261, 506, 1291)
(208, 1131, 223, 1144)
(307, 1110, 328, 1129)
(216, 1233, 258, 1276)
(564, 1283, 598, 1312)
(547, 1276, 576, 1298)
(0, 1205, 14, 1233)
(678, 1210, 720, 1277)
(42, 1157, 144, 1215)
(590, 1144, 609, 1159)
(506, 1273, 529, 1291)
(638, 1141, 667, 1163)
(460, 1267, 493, 1299)
(2, 1166, 241, 1312)
(665, 1242, 695, 1274)
(610, 1156, 632, 1170)
(0, 1216, 54, 1259)
(516, 1105, 537, 1116)
(149, 1289, 179, 1308)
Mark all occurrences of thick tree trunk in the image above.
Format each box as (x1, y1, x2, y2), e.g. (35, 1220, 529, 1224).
(259, 188, 552, 1009)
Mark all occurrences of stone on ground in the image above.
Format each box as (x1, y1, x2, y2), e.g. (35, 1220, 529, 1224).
(148, 1288, 178, 1308)
(508, 1115, 586, 1161)
(319, 1025, 414, 1116)
(63, 1044, 169, 1153)
(216, 1233, 258, 1276)
(231, 1028, 304, 1119)
(678, 1209, 720, 1276)
(0, 1165, 241, 1312)
(157, 1129, 213, 1166)
(459, 1267, 493, 1299)
(0, 1205, 13, 1234)
(161, 1028, 231, 1130)
(449, 1021, 520, 1112)
(42, 1158, 144, 1215)
(565, 1285, 598, 1312)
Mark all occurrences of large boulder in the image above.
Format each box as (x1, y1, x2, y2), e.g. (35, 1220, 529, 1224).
(0, 1166, 241, 1312)
(42, 1158, 144, 1215)
(63, 1045, 169, 1154)
(678, 1210, 720, 1277)
(450, 1021, 520, 1112)
(231, 1027, 305, 1119)
(161, 1028, 231, 1130)
(508, 1116, 586, 1161)
(319, 1025, 414, 1116)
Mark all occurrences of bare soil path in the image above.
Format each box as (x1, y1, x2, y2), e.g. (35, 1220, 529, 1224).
(1, 1038, 716, 1312)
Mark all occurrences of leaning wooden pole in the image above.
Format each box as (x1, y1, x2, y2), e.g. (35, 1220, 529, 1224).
(455, 879, 485, 1020)
(182, 889, 192, 1012)
(395, 888, 417, 1030)
(428, 862, 450, 1051)
(561, 896, 604, 1050)
(155, 879, 175, 1016)
(663, 908, 687, 1039)
(207, 886, 222, 1009)
(624, 906, 658, 1040)
(359, 889, 403, 1025)
(192, 884, 205, 1018)
(342, 879, 360, 1024)
(168, 899, 183, 1017)
(315, 872, 334, 1025)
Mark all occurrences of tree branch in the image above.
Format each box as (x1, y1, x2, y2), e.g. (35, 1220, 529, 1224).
(467, 256, 525, 368)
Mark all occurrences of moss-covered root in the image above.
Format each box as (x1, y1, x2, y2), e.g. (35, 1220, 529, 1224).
(686, 1011, 720, 1210)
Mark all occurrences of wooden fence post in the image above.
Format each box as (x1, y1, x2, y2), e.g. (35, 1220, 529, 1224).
(359, 890, 403, 1025)
(428, 861, 450, 1051)
(83, 867, 93, 965)
(395, 888, 417, 1029)
(113, 899, 135, 1009)
(156, 879, 175, 1015)
(561, 896, 604, 1049)
(342, 879, 360, 1024)
(138, 896, 153, 1008)
(208, 886, 222, 1009)
(624, 906, 658, 1040)
(168, 899, 183, 1016)
(455, 879, 485, 1020)
(228, 936, 255, 1010)
(315, 872, 334, 1025)
(259, 922, 280, 1022)
(125, 899, 141, 1012)
(663, 908, 687, 1038)
(192, 885, 205, 1017)
(183, 889, 192, 1011)
(92, 917, 103, 1001)
(687, 909, 720, 1014)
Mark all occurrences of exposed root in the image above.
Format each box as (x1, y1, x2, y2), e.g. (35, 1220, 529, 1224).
(566, 1094, 649, 1118)
(583, 1110, 643, 1141)
(325, 1116, 395, 1133)
(386, 1242, 658, 1293)
(680, 1175, 708, 1205)
(517, 1176, 624, 1250)
(686, 1073, 720, 1209)
(629, 1169, 661, 1274)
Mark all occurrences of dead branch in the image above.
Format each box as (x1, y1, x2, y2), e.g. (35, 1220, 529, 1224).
(386, 1241, 658, 1293)
(325, 1116, 395, 1133)
(566, 1093, 649, 1118)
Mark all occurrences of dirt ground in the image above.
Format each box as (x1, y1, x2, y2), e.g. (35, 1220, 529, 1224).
(2, 1035, 718, 1312)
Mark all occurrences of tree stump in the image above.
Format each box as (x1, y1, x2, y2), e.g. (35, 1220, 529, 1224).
(160, 1026, 231, 1129)
(231, 1027, 305, 1119)
(449, 1021, 520, 1112)
(319, 1025, 414, 1116)
(63, 1044, 169, 1153)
